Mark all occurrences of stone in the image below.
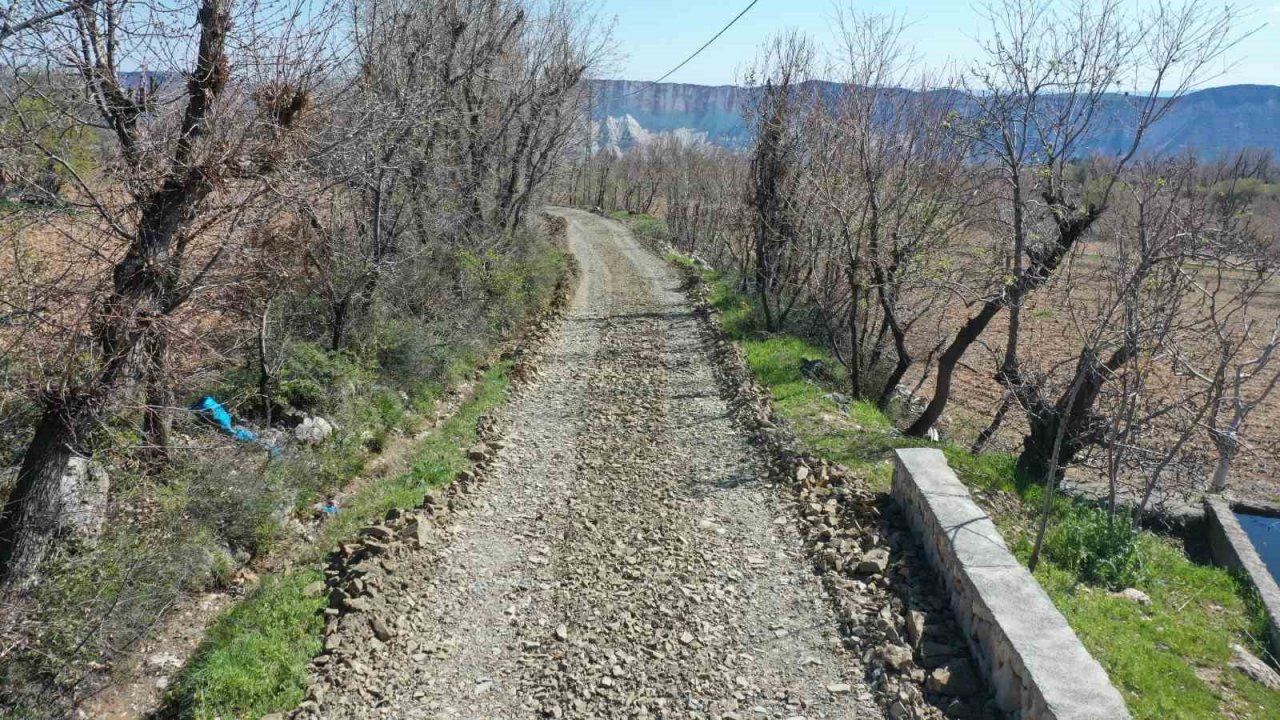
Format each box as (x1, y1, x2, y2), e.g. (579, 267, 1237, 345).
(1111, 588, 1152, 605)
(362, 525, 396, 541)
(920, 640, 963, 668)
(555, 624, 569, 641)
(926, 661, 981, 697)
(826, 683, 852, 694)
(856, 548, 890, 574)
(342, 597, 372, 613)
(818, 548, 842, 572)
(295, 416, 335, 444)
(1230, 643, 1280, 690)
(905, 610, 926, 647)
(146, 652, 182, 671)
(369, 617, 394, 642)
(467, 443, 490, 461)
(400, 518, 433, 547)
(304, 580, 326, 597)
(879, 644, 914, 671)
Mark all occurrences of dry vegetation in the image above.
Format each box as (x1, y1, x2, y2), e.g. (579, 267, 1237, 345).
(0, 0, 608, 715)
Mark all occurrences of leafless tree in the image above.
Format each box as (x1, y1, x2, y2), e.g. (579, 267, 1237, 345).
(0, 0, 340, 589)
(806, 11, 978, 409)
(1021, 155, 1277, 568)
(744, 30, 816, 332)
(906, 0, 1240, 439)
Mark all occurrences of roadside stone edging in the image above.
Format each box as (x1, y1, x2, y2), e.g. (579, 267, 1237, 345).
(657, 248, 1001, 719)
(892, 448, 1131, 720)
(1204, 496, 1280, 658)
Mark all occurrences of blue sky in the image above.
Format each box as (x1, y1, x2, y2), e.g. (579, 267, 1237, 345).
(593, 0, 1279, 88)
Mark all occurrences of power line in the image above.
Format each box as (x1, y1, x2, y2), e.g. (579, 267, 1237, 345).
(626, 0, 762, 95)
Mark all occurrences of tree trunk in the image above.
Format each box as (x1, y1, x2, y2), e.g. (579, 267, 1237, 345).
(906, 302, 1002, 436)
(1015, 345, 1129, 483)
(1210, 441, 1235, 493)
(905, 202, 1103, 438)
(142, 331, 173, 462)
(970, 393, 1013, 455)
(0, 397, 92, 590)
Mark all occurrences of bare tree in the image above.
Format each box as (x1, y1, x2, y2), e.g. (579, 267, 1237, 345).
(806, 11, 977, 409)
(0, 0, 338, 589)
(1020, 155, 1276, 568)
(744, 30, 816, 332)
(905, 0, 1240, 439)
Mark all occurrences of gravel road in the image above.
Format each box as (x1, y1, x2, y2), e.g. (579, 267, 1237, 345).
(306, 209, 881, 719)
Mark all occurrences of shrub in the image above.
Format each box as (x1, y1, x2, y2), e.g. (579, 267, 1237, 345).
(181, 457, 292, 558)
(275, 342, 369, 412)
(612, 211, 670, 244)
(375, 318, 446, 396)
(1044, 503, 1145, 589)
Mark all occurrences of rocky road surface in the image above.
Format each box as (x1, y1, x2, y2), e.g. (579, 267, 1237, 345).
(302, 209, 882, 719)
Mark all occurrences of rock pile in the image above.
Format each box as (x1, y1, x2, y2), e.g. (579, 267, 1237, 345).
(675, 264, 1005, 720)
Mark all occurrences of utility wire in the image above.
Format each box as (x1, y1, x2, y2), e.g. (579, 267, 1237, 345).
(625, 0, 762, 95)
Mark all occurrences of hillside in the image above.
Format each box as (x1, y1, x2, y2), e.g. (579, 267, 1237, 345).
(591, 79, 1280, 157)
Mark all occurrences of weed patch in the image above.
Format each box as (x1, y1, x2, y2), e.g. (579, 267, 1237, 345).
(168, 571, 326, 720)
(169, 363, 512, 718)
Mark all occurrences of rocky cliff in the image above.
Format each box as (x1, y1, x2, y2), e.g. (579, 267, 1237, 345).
(591, 79, 1280, 158)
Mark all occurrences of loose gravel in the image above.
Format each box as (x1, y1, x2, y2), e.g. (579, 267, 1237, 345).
(297, 209, 882, 719)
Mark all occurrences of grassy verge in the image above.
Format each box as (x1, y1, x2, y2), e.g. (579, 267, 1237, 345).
(169, 570, 327, 719)
(168, 363, 513, 718)
(616, 212, 1280, 720)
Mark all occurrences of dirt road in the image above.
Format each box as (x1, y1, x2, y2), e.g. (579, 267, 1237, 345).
(305, 209, 879, 719)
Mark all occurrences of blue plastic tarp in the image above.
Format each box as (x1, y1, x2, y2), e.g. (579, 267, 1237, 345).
(194, 395, 275, 454)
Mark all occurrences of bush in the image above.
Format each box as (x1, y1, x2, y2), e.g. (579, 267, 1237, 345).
(275, 342, 369, 413)
(611, 211, 670, 244)
(374, 319, 446, 397)
(1044, 503, 1145, 589)
(180, 457, 293, 558)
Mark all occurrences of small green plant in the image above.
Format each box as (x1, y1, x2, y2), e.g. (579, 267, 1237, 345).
(1043, 503, 1145, 589)
(276, 342, 369, 412)
(614, 211, 671, 244)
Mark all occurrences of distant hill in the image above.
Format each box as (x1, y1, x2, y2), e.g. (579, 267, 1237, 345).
(590, 80, 1280, 158)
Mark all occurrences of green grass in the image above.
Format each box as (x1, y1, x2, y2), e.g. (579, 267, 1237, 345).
(309, 362, 511, 554)
(170, 571, 327, 720)
(639, 220, 1280, 720)
(170, 362, 513, 719)
(1025, 537, 1278, 719)
(610, 210, 670, 244)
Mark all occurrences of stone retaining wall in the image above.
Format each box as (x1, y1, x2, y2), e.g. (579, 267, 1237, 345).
(1204, 497, 1280, 657)
(891, 448, 1131, 719)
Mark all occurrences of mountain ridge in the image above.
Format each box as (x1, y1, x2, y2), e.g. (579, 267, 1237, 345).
(590, 79, 1280, 157)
